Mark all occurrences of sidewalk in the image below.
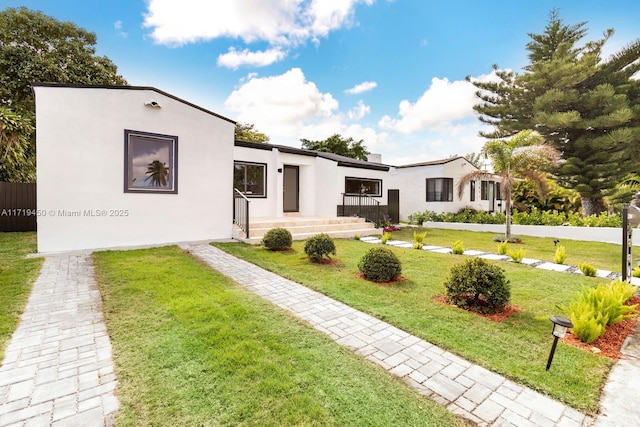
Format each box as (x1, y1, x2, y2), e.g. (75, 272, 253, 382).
(184, 243, 593, 427)
(0, 255, 118, 427)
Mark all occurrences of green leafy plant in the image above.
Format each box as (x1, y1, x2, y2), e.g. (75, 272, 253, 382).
(357, 247, 402, 282)
(553, 245, 566, 264)
(261, 228, 293, 251)
(353, 234, 361, 241)
(304, 234, 337, 263)
(412, 242, 423, 250)
(451, 240, 464, 255)
(507, 248, 526, 263)
(565, 280, 638, 343)
(497, 241, 508, 255)
(413, 231, 427, 245)
(380, 232, 391, 244)
(633, 267, 640, 278)
(444, 258, 510, 314)
(578, 262, 597, 277)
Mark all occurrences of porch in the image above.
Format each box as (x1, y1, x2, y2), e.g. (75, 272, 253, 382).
(232, 216, 382, 245)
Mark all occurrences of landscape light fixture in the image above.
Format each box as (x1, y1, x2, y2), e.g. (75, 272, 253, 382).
(546, 315, 573, 371)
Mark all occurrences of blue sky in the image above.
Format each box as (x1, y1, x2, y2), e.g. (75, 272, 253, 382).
(6, 0, 640, 165)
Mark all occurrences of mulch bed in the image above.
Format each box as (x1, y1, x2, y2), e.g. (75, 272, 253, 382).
(356, 273, 408, 286)
(309, 257, 340, 266)
(432, 294, 521, 321)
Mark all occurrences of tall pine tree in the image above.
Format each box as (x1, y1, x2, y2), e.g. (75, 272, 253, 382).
(471, 10, 640, 215)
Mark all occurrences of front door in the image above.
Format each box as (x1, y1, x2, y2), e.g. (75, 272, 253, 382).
(388, 189, 400, 223)
(283, 165, 299, 212)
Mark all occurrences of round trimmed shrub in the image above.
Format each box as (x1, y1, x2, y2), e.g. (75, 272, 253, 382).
(304, 233, 336, 262)
(444, 258, 510, 314)
(261, 227, 292, 251)
(358, 247, 402, 282)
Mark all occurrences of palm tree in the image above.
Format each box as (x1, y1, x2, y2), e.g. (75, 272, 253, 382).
(457, 130, 559, 240)
(144, 160, 170, 187)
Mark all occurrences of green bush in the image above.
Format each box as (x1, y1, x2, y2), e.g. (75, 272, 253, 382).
(358, 247, 402, 282)
(381, 232, 391, 244)
(565, 280, 638, 343)
(578, 262, 597, 277)
(413, 230, 427, 245)
(413, 242, 423, 250)
(353, 234, 361, 241)
(497, 241, 508, 255)
(507, 248, 526, 263)
(261, 227, 293, 251)
(553, 245, 566, 264)
(444, 258, 510, 314)
(451, 240, 464, 255)
(304, 233, 336, 263)
(633, 267, 640, 278)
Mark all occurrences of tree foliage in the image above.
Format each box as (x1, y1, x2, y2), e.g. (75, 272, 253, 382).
(457, 130, 558, 240)
(470, 9, 640, 215)
(301, 134, 370, 161)
(0, 107, 34, 182)
(234, 122, 270, 143)
(0, 7, 127, 181)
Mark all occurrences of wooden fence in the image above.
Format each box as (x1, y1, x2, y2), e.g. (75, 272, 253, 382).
(0, 182, 37, 232)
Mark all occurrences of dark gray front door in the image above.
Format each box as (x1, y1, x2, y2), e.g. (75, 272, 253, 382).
(283, 165, 299, 212)
(388, 189, 399, 223)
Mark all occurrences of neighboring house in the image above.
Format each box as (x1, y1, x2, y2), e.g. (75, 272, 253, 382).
(389, 157, 502, 221)
(33, 83, 235, 253)
(33, 84, 501, 253)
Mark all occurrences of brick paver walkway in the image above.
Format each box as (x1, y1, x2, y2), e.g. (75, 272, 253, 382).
(184, 243, 592, 427)
(0, 255, 118, 427)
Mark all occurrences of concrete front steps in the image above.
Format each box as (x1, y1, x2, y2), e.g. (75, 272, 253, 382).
(232, 216, 381, 244)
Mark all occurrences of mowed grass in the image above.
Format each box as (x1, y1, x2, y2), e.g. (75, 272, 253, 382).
(93, 246, 466, 427)
(391, 226, 629, 273)
(215, 239, 614, 413)
(0, 232, 43, 362)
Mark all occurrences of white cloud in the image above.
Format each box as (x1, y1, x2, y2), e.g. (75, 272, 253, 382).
(217, 47, 287, 69)
(224, 68, 339, 138)
(143, 0, 373, 47)
(348, 100, 370, 119)
(113, 20, 128, 38)
(378, 77, 478, 133)
(345, 81, 377, 94)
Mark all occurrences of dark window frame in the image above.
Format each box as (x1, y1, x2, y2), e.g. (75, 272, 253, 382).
(124, 129, 178, 194)
(481, 180, 488, 200)
(344, 177, 382, 197)
(426, 178, 453, 202)
(470, 180, 476, 202)
(234, 161, 267, 198)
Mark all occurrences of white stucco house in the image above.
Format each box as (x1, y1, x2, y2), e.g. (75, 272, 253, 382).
(33, 83, 501, 253)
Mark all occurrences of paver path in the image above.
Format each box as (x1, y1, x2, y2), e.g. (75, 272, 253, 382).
(184, 243, 592, 427)
(0, 255, 118, 427)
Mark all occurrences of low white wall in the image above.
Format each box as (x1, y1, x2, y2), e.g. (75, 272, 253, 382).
(423, 221, 639, 246)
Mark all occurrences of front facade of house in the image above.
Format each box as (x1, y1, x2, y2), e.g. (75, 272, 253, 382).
(34, 84, 235, 253)
(34, 84, 501, 253)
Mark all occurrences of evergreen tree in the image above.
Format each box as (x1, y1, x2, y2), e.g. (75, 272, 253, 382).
(471, 10, 640, 215)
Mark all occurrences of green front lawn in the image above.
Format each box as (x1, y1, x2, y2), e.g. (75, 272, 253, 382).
(389, 226, 628, 273)
(0, 232, 43, 362)
(215, 239, 614, 413)
(94, 246, 465, 426)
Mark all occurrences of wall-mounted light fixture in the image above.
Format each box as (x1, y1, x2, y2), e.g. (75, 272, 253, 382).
(277, 168, 283, 173)
(144, 99, 161, 108)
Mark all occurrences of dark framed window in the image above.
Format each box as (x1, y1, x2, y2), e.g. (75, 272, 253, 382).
(345, 177, 382, 197)
(470, 180, 476, 202)
(481, 180, 488, 200)
(496, 182, 502, 200)
(234, 161, 267, 197)
(426, 178, 453, 202)
(124, 130, 178, 194)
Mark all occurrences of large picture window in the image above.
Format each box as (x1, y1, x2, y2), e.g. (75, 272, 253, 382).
(234, 161, 266, 197)
(124, 130, 178, 194)
(426, 178, 453, 202)
(345, 177, 382, 196)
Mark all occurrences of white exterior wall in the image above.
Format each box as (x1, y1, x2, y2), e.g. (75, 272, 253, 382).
(233, 145, 279, 218)
(391, 158, 494, 221)
(35, 86, 234, 253)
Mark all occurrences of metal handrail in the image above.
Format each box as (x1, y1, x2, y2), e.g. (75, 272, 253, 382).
(233, 189, 250, 237)
(341, 193, 381, 226)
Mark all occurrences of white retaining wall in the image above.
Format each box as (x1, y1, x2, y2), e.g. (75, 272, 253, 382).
(423, 222, 639, 246)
